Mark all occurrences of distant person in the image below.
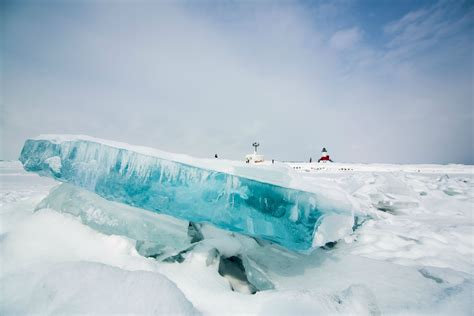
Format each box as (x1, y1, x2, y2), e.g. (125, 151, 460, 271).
(272, 159, 274, 164)
(214, 154, 218, 158)
(309, 157, 312, 163)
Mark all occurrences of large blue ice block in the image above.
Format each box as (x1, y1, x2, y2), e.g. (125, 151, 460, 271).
(19, 136, 348, 251)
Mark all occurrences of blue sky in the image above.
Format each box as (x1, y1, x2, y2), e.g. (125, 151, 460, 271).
(1, 0, 473, 163)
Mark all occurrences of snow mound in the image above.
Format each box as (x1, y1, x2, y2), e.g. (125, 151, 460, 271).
(1, 208, 156, 273)
(255, 285, 380, 315)
(0, 261, 199, 315)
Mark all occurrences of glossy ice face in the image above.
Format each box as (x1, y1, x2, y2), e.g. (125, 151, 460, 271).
(20, 138, 337, 251)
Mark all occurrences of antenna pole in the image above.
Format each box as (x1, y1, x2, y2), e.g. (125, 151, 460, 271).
(252, 142, 260, 154)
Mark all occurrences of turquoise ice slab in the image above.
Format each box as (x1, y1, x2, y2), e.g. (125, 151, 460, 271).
(20, 138, 332, 251)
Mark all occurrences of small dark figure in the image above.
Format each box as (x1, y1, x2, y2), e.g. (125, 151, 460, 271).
(272, 159, 274, 164)
(214, 154, 218, 158)
(309, 157, 312, 163)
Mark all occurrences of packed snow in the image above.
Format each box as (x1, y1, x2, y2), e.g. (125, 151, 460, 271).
(1, 158, 473, 315)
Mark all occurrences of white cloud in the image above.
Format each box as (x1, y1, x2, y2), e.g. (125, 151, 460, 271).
(383, 1, 474, 60)
(329, 27, 362, 51)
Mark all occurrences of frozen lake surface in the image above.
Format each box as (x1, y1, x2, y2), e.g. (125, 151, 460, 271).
(1, 160, 472, 315)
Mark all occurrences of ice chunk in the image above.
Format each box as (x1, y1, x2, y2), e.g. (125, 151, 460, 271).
(312, 214, 355, 247)
(218, 255, 257, 294)
(188, 222, 204, 243)
(374, 199, 419, 212)
(241, 256, 275, 291)
(20, 135, 354, 251)
(36, 183, 191, 257)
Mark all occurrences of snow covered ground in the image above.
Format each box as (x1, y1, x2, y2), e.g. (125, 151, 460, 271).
(1, 160, 473, 315)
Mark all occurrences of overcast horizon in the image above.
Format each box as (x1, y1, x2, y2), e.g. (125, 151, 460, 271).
(1, 0, 473, 164)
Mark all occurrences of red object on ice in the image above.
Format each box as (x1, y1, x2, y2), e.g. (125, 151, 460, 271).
(318, 147, 333, 162)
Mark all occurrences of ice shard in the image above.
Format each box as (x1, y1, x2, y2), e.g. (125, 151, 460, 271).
(36, 183, 192, 258)
(19, 135, 353, 251)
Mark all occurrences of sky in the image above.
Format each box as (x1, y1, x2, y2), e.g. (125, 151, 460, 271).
(1, 0, 473, 164)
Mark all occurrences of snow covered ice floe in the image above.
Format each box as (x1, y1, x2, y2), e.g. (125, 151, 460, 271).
(19, 135, 355, 251)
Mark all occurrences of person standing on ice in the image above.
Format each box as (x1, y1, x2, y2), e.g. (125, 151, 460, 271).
(318, 147, 333, 163)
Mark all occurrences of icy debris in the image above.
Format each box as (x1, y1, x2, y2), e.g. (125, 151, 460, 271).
(312, 214, 355, 247)
(159, 221, 275, 293)
(218, 256, 257, 294)
(241, 256, 275, 291)
(342, 173, 422, 215)
(437, 175, 472, 197)
(20, 136, 355, 251)
(135, 240, 168, 258)
(374, 200, 419, 213)
(188, 222, 204, 243)
(162, 245, 197, 264)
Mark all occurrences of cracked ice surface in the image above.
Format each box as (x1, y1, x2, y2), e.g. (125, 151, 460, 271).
(19, 135, 354, 251)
